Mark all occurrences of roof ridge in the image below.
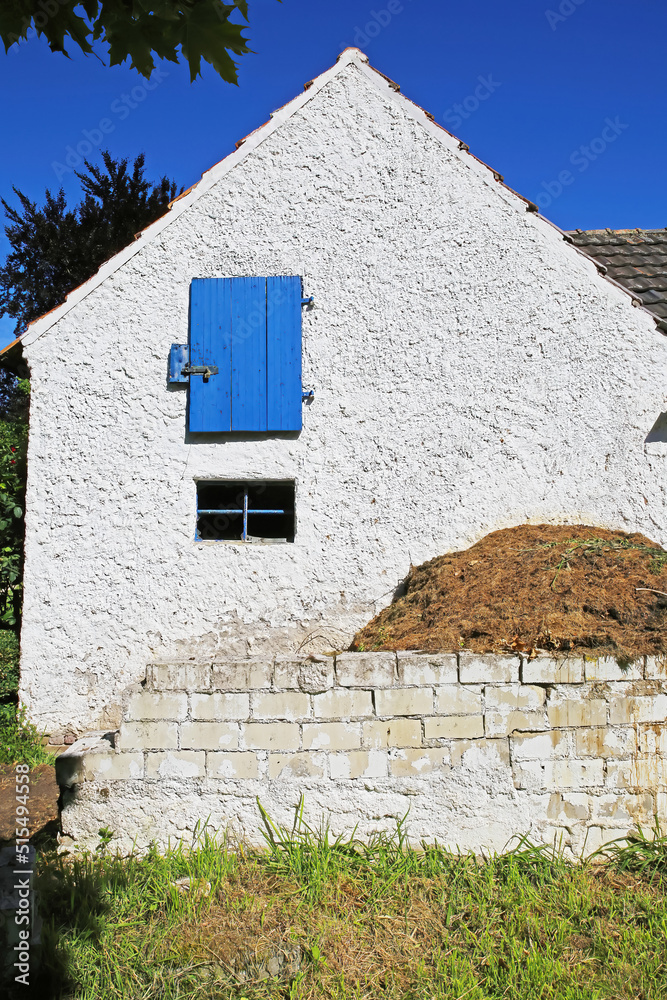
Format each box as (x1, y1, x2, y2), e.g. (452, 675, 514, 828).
(4, 48, 665, 356)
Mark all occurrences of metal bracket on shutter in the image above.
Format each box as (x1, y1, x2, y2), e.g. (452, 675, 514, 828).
(301, 296, 314, 306)
(168, 343, 189, 384)
(169, 344, 218, 384)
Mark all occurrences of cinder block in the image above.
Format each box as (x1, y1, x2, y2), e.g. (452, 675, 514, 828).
(397, 653, 457, 686)
(637, 724, 667, 755)
(591, 792, 654, 827)
(575, 727, 636, 759)
(180, 722, 239, 750)
(583, 826, 635, 854)
(274, 656, 334, 693)
(511, 729, 571, 760)
(605, 759, 634, 790)
(547, 792, 590, 823)
(512, 760, 545, 791)
(521, 657, 584, 684)
(302, 722, 361, 751)
(424, 715, 484, 740)
(190, 692, 250, 721)
(451, 737, 510, 768)
(547, 698, 607, 728)
(657, 792, 667, 823)
(584, 657, 643, 682)
(485, 685, 546, 711)
(243, 722, 300, 751)
(362, 718, 422, 749)
(435, 686, 482, 716)
(608, 692, 667, 725)
(329, 750, 387, 779)
(81, 751, 144, 782)
(252, 691, 311, 721)
(150, 663, 210, 691)
(268, 752, 327, 779)
(117, 721, 178, 750)
(546, 759, 604, 789)
(459, 653, 519, 684)
(146, 751, 205, 779)
(125, 691, 188, 722)
(312, 689, 373, 719)
(335, 652, 396, 688)
(375, 687, 433, 717)
(389, 748, 450, 777)
(211, 660, 273, 691)
(628, 754, 667, 788)
(207, 751, 258, 780)
(485, 711, 547, 737)
(646, 656, 667, 680)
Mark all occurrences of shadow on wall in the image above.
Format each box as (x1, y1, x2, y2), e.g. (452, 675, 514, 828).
(645, 412, 667, 456)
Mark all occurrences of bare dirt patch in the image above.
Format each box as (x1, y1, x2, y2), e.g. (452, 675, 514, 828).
(352, 524, 667, 660)
(0, 764, 59, 844)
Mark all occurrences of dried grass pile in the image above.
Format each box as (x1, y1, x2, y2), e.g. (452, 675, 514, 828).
(352, 524, 667, 661)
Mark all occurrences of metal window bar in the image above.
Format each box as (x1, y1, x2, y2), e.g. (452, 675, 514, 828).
(198, 487, 286, 541)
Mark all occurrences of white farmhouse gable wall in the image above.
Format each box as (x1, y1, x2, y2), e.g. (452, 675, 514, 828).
(16, 49, 667, 734)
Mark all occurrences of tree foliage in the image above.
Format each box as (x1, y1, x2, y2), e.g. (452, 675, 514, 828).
(0, 1, 267, 82)
(0, 150, 179, 333)
(0, 398, 28, 627)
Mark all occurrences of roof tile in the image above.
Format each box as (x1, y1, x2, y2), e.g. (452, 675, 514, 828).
(569, 229, 667, 322)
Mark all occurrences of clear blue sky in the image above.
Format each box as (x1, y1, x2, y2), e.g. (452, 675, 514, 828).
(1, 0, 665, 348)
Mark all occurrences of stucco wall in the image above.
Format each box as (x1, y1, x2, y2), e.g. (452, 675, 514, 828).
(19, 51, 667, 733)
(57, 652, 667, 855)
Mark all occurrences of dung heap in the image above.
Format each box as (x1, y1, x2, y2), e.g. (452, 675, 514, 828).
(352, 524, 667, 662)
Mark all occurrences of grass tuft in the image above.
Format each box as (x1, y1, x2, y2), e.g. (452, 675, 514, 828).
(594, 818, 667, 881)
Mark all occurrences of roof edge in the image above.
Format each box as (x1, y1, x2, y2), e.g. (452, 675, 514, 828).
(10, 47, 369, 353)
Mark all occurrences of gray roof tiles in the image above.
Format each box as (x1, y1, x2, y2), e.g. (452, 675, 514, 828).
(569, 229, 667, 320)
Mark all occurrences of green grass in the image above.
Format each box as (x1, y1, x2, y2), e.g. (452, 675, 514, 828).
(34, 805, 667, 999)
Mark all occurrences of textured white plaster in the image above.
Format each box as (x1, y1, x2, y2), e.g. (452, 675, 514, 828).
(17, 51, 667, 733)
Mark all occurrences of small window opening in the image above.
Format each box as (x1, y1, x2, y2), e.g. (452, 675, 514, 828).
(196, 481, 295, 542)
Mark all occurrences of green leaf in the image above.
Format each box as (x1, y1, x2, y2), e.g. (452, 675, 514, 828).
(181, 0, 252, 83)
(0, 1, 270, 82)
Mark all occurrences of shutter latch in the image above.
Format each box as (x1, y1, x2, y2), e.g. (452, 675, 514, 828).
(181, 364, 219, 382)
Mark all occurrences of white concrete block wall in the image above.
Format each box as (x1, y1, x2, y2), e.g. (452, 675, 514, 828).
(56, 652, 667, 856)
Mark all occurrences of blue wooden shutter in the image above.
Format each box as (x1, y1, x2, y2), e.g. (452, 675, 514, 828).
(188, 276, 302, 433)
(231, 277, 267, 431)
(189, 278, 232, 432)
(267, 276, 303, 432)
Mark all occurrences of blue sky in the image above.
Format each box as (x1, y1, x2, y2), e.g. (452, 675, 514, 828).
(1, 0, 665, 348)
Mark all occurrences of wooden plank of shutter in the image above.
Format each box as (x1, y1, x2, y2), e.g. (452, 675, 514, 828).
(231, 277, 267, 432)
(266, 276, 302, 431)
(189, 278, 232, 432)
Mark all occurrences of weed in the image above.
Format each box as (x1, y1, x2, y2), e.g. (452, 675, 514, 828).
(0, 703, 55, 767)
(595, 818, 667, 881)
